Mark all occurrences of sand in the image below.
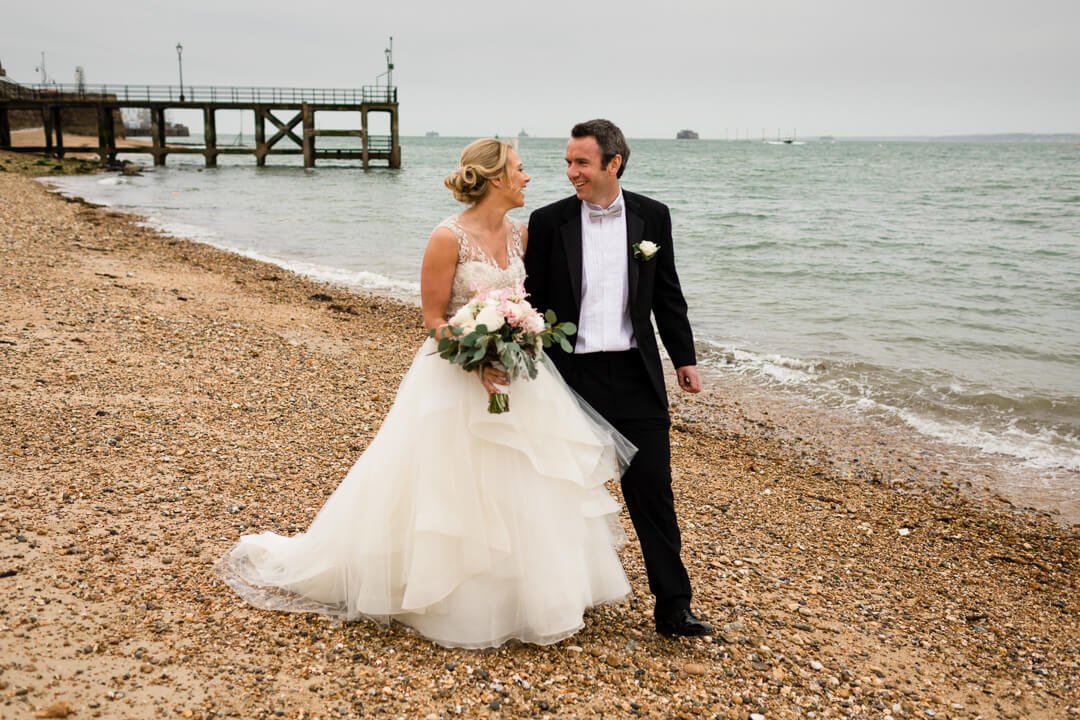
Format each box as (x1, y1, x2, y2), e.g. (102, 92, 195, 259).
(8, 127, 152, 149)
(0, 150, 1077, 719)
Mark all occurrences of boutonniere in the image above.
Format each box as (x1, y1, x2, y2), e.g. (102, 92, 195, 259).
(633, 240, 660, 262)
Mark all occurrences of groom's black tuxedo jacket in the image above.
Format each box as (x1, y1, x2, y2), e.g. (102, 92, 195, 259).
(525, 191, 696, 409)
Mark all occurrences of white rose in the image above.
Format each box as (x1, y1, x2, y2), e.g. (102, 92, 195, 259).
(637, 240, 659, 258)
(475, 305, 505, 332)
(449, 305, 474, 327)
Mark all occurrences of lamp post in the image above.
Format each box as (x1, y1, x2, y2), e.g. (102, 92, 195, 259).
(176, 42, 185, 101)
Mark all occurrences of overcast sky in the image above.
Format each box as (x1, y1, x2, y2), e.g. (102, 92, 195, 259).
(4, 0, 1078, 138)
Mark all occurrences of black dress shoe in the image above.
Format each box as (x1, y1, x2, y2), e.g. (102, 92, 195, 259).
(655, 609, 713, 637)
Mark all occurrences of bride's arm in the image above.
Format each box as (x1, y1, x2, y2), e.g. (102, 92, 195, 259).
(420, 227, 458, 338)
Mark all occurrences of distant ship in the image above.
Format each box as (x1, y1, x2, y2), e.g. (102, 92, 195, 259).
(676, 129, 699, 140)
(425, 131, 439, 137)
(518, 129, 529, 138)
(764, 129, 806, 145)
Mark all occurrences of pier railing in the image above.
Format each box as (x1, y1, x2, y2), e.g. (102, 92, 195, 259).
(5, 83, 397, 105)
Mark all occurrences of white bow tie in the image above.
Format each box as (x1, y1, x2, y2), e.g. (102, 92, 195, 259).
(587, 202, 623, 222)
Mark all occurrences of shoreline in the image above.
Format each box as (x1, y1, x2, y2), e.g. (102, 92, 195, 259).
(35, 160, 1080, 528)
(675, 369, 1080, 528)
(1, 153, 1077, 718)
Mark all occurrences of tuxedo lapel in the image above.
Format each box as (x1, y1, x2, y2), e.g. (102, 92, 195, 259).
(560, 210, 583, 311)
(626, 202, 644, 305)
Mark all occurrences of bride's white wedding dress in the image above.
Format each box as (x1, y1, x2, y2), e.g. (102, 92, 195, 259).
(217, 215, 634, 648)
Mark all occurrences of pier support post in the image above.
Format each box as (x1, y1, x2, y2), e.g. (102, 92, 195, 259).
(96, 106, 109, 164)
(302, 103, 315, 168)
(389, 107, 400, 169)
(254, 107, 267, 167)
(98, 106, 117, 166)
(203, 106, 218, 168)
(151, 107, 167, 166)
(361, 109, 369, 170)
(0, 108, 10, 149)
(42, 107, 54, 157)
(51, 106, 65, 158)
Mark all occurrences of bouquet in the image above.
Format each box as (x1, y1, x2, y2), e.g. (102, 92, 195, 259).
(431, 285, 576, 413)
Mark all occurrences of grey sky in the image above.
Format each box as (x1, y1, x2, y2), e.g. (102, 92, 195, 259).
(5, 0, 1078, 138)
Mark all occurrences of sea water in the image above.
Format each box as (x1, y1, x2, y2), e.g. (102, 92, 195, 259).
(44, 136, 1080, 522)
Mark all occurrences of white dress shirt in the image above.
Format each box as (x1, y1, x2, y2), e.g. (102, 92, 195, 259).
(575, 191, 636, 354)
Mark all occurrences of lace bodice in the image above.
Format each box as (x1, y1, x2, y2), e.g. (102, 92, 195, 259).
(440, 215, 527, 317)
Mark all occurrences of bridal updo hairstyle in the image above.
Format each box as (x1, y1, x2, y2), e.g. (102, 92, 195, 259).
(444, 138, 513, 205)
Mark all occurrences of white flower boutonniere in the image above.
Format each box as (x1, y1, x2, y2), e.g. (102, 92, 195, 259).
(633, 240, 660, 261)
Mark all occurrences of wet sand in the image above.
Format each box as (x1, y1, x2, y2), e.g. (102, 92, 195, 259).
(1, 151, 1077, 719)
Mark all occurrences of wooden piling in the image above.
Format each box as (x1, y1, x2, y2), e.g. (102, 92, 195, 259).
(361, 110, 370, 170)
(0, 108, 10, 148)
(94, 105, 119, 165)
(151, 107, 166, 166)
(389, 109, 400, 169)
(42, 107, 54, 157)
(51, 106, 65, 158)
(254, 107, 267, 167)
(302, 103, 315, 169)
(204, 107, 218, 168)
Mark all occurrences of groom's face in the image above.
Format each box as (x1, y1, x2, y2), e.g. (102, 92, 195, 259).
(566, 136, 621, 208)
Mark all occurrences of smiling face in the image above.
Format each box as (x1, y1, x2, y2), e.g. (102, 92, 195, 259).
(501, 149, 530, 208)
(565, 135, 621, 207)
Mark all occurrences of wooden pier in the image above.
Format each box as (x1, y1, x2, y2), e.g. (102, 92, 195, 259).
(0, 84, 400, 169)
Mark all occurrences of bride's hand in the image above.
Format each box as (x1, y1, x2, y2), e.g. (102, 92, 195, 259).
(480, 366, 509, 394)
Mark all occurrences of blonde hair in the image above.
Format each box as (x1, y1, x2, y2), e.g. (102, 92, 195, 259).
(444, 138, 513, 205)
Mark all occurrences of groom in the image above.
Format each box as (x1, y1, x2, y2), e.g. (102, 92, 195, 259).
(525, 119, 711, 637)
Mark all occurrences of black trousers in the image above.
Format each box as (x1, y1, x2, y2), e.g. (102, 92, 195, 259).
(556, 350, 693, 618)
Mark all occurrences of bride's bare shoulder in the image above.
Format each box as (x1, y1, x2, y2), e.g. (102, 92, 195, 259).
(423, 223, 462, 264)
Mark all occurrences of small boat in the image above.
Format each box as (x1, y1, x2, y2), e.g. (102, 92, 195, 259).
(764, 129, 805, 145)
(425, 130, 439, 137)
(518, 129, 529, 138)
(676, 129, 699, 140)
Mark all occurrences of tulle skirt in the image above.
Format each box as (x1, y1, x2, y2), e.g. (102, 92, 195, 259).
(216, 338, 635, 648)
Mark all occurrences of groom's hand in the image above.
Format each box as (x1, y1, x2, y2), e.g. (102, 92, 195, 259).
(676, 366, 701, 394)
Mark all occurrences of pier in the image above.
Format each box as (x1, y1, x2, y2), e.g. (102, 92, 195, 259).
(0, 83, 400, 169)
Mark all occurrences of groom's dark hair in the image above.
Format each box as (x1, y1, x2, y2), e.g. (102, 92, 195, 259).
(571, 119, 629, 179)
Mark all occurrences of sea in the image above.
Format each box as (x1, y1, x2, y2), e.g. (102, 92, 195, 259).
(42, 136, 1080, 524)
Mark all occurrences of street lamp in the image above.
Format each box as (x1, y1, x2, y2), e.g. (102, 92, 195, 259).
(176, 42, 185, 101)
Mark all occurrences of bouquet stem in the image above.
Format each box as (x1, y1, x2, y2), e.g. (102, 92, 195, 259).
(488, 392, 510, 414)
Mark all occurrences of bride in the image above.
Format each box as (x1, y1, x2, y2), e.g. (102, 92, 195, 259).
(217, 139, 635, 648)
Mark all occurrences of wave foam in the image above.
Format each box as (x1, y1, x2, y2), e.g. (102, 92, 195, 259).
(700, 342, 1080, 473)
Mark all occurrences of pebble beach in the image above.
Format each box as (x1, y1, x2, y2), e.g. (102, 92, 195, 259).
(1, 151, 1077, 719)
